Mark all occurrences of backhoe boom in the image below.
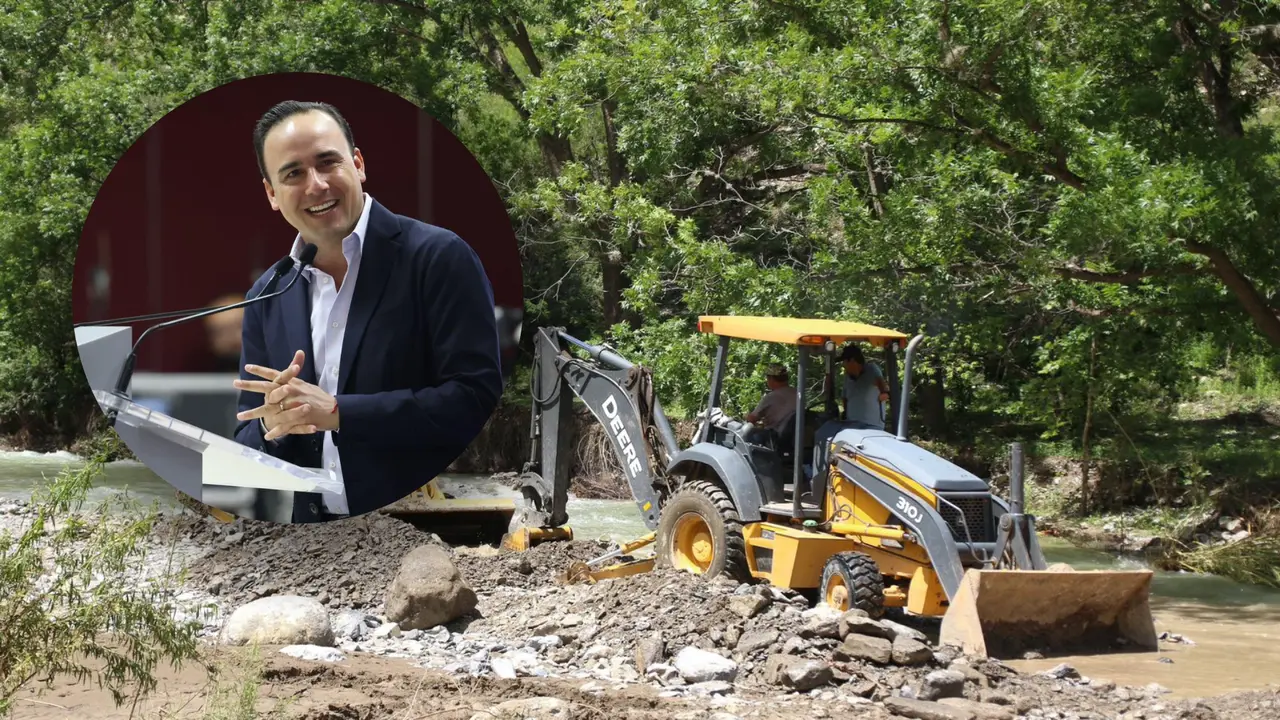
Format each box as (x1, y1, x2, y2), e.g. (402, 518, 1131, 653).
(508, 328, 679, 541)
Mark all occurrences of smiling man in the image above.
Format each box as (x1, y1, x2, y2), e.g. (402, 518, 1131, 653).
(230, 100, 503, 523)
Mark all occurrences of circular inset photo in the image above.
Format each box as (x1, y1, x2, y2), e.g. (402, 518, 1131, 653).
(71, 73, 522, 525)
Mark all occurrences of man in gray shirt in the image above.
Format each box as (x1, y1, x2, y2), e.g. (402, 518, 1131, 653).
(839, 344, 890, 429)
(811, 344, 893, 483)
(747, 363, 797, 432)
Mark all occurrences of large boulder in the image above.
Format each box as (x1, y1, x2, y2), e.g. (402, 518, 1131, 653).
(727, 594, 769, 619)
(839, 611, 894, 640)
(764, 654, 833, 691)
(384, 545, 478, 630)
(799, 605, 842, 639)
(221, 595, 333, 647)
(835, 633, 893, 664)
(331, 610, 372, 641)
(734, 629, 779, 656)
(893, 635, 935, 666)
(635, 636, 666, 673)
(918, 670, 967, 701)
(673, 647, 738, 683)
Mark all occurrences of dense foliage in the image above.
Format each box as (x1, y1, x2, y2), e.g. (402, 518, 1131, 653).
(2, 1, 1278, 504)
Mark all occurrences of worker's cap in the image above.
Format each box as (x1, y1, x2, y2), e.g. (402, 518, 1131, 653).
(840, 344, 865, 363)
(765, 363, 788, 379)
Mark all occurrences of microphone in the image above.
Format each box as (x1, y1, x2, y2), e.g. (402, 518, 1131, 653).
(74, 255, 297, 328)
(257, 254, 299, 298)
(106, 243, 318, 422)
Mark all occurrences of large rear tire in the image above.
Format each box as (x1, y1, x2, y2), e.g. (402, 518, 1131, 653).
(656, 479, 750, 582)
(821, 551, 885, 618)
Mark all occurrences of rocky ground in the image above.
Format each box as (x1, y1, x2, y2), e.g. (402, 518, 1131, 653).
(2, 498, 1278, 720)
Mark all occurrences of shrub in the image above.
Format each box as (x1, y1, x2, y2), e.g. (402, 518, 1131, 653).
(0, 453, 203, 715)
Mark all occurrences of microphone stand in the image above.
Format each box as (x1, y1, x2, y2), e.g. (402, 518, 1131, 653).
(105, 247, 317, 426)
(74, 255, 297, 329)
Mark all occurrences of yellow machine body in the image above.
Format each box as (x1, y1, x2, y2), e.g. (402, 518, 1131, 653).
(732, 447, 1157, 658)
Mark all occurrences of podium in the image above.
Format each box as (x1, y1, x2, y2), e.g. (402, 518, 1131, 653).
(75, 326, 345, 523)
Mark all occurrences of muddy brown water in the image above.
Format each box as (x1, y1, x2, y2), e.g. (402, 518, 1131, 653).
(1004, 542, 1280, 698)
(5, 451, 1280, 699)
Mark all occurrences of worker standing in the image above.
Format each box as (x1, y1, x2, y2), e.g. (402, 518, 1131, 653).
(839, 344, 890, 430)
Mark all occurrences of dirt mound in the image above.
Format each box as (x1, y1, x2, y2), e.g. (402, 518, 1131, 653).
(166, 511, 446, 611)
(452, 538, 613, 590)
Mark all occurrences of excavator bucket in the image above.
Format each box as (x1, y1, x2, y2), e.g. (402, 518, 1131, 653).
(938, 568, 1158, 659)
(382, 476, 526, 546)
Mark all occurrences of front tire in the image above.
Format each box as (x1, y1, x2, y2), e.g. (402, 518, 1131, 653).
(821, 551, 885, 618)
(656, 479, 750, 582)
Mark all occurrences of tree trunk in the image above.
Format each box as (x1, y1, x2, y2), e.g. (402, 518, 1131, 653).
(603, 101, 625, 188)
(920, 367, 948, 435)
(1080, 334, 1098, 515)
(601, 249, 624, 329)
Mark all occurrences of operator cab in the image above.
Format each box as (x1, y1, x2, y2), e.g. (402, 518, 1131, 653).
(694, 316, 911, 521)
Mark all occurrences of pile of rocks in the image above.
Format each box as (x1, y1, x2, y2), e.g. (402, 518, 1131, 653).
(161, 526, 1253, 720)
(166, 510, 450, 611)
(0, 497, 31, 516)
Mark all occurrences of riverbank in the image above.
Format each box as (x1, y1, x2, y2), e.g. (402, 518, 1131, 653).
(4, 498, 1280, 719)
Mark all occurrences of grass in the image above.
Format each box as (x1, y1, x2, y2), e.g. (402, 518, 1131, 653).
(1176, 533, 1280, 589)
(197, 646, 293, 720)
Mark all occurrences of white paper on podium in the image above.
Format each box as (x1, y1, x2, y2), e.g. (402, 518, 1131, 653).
(200, 443, 341, 494)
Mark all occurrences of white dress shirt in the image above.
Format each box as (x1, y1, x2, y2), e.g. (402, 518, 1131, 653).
(286, 192, 373, 515)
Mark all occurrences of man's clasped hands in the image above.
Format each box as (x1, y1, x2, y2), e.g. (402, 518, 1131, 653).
(234, 349, 341, 442)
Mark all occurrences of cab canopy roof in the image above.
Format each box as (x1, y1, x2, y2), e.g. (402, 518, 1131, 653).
(697, 316, 909, 347)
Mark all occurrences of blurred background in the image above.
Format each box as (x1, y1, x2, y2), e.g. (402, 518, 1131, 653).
(71, 73, 524, 440)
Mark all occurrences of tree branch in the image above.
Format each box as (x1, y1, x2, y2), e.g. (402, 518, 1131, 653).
(950, 112, 1088, 191)
(1184, 240, 1280, 346)
(1052, 263, 1200, 284)
(1174, 15, 1244, 137)
(748, 163, 831, 182)
(498, 18, 544, 77)
(807, 109, 965, 135)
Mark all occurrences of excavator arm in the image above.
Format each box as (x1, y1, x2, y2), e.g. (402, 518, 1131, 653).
(503, 327, 681, 549)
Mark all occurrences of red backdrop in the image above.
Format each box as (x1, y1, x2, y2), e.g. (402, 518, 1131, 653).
(72, 72, 523, 373)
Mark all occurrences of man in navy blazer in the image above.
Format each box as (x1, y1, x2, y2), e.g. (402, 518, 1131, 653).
(230, 100, 503, 523)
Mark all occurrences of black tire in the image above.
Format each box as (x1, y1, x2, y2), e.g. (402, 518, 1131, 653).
(820, 551, 885, 618)
(655, 479, 751, 582)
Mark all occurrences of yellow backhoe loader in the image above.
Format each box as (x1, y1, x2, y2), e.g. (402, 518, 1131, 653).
(506, 319, 1158, 659)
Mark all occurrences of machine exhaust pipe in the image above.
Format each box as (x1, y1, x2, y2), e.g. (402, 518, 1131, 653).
(896, 334, 925, 441)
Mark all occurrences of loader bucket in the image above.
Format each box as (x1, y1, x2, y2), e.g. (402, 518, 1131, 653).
(937, 568, 1158, 659)
(382, 476, 520, 546)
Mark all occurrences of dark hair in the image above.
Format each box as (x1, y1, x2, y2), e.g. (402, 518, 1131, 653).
(840, 344, 865, 364)
(253, 100, 356, 182)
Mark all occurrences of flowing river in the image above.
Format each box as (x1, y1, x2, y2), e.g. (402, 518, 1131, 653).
(3, 451, 1279, 698)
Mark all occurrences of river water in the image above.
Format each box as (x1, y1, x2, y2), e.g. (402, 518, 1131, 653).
(3, 452, 1279, 697)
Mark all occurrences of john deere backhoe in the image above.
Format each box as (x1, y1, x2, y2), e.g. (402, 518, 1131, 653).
(506, 319, 1158, 659)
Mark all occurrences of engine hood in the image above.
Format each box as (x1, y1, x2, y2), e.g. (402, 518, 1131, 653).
(829, 428, 991, 492)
